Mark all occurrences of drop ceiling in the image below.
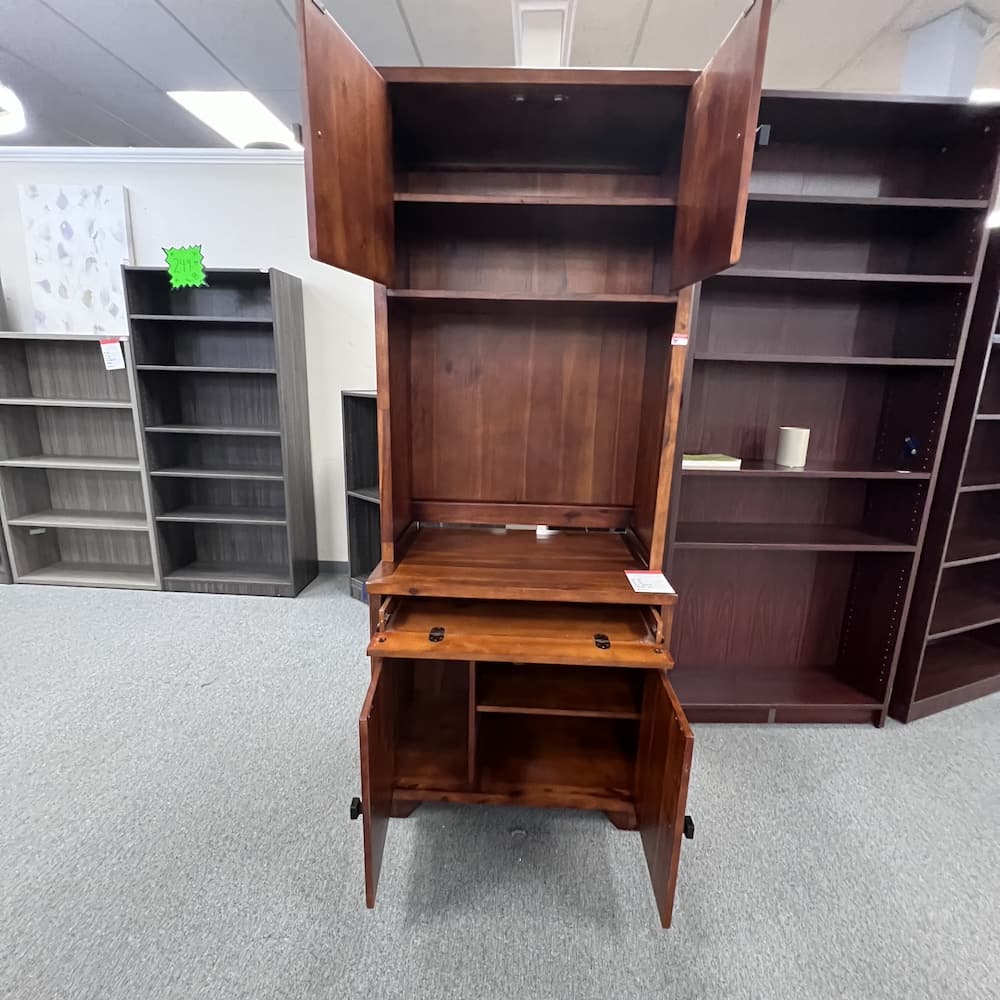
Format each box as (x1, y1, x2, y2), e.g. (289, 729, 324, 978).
(1, 0, 999, 147)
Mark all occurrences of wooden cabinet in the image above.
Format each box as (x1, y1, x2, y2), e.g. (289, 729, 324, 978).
(298, 0, 771, 926)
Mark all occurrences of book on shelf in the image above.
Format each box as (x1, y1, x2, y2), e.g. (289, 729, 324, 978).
(682, 453, 742, 471)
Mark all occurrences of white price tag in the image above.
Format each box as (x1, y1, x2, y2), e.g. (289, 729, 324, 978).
(99, 339, 125, 371)
(625, 570, 676, 595)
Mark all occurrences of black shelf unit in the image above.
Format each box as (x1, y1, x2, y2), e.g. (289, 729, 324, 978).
(342, 390, 379, 601)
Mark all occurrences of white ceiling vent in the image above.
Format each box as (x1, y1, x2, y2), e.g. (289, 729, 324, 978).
(512, 1, 577, 67)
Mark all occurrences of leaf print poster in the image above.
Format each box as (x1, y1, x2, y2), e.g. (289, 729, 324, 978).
(17, 184, 134, 335)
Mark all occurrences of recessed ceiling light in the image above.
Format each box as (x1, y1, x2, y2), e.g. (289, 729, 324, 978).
(167, 91, 301, 150)
(0, 82, 26, 137)
(969, 87, 1000, 104)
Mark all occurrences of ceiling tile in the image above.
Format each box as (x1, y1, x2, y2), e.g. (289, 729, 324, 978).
(257, 88, 302, 128)
(158, 0, 300, 90)
(0, 48, 158, 145)
(976, 29, 1000, 87)
(570, 0, 650, 67)
(633, 0, 747, 69)
(820, 28, 907, 92)
(41, 0, 240, 90)
(402, 0, 514, 66)
(766, 0, 911, 89)
(323, 0, 421, 65)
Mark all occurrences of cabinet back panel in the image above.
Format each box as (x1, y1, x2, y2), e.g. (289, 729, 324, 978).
(978, 356, 1000, 414)
(670, 549, 853, 668)
(395, 202, 665, 295)
(963, 422, 1000, 485)
(407, 308, 646, 506)
(389, 82, 687, 174)
(125, 270, 272, 319)
(739, 202, 978, 275)
(698, 282, 966, 359)
(753, 97, 997, 199)
(0, 341, 131, 402)
(2, 468, 144, 517)
(153, 478, 285, 515)
(146, 433, 282, 474)
(11, 527, 152, 571)
(139, 373, 279, 429)
(133, 324, 276, 368)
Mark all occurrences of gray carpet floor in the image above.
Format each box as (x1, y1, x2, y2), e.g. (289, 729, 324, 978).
(1, 576, 998, 1000)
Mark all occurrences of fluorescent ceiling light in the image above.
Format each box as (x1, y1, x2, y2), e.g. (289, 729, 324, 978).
(167, 91, 301, 150)
(970, 87, 1000, 104)
(0, 82, 26, 137)
(987, 208, 1000, 228)
(512, 1, 577, 67)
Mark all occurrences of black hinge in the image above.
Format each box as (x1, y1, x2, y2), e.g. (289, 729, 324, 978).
(594, 633, 611, 650)
(428, 626, 445, 643)
(684, 815, 694, 840)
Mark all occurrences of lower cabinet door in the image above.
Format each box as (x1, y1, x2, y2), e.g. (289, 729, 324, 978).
(358, 658, 396, 907)
(636, 671, 694, 928)
(358, 657, 694, 926)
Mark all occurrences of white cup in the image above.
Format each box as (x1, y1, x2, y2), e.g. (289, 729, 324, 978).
(776, 426, 810, 469)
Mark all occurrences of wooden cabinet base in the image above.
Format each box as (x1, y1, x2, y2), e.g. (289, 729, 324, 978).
(358, 658, 693, 928)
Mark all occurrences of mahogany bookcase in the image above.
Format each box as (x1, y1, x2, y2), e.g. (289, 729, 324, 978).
(298, 0, 771, 926)
(665, 92, 1000, 726)
(891, 233, 1000, 721)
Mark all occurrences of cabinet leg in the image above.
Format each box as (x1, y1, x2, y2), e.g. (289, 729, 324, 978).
(604, 809, 638, 831)
(391, 800, 421, 818)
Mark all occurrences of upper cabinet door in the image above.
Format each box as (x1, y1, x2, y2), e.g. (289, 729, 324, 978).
(298, 0, 394, 285)
(670, 0, 772, 290)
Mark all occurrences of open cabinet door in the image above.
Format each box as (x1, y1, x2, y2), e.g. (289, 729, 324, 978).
(298, 0, 394, 284)
(670, 0, 771, 290)
(635, 671, 694, 928)
(359, 659, 396, 906)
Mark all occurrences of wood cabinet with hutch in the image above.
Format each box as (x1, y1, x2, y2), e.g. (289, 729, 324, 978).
(297, 0, 771, 926)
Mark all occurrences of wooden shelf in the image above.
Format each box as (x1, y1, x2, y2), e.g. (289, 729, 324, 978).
(129, 314, 273, 324)
(387, 289, 678, 306)
(671, 664, 881, 714)
(943, 532, 1000, 567)
(163, 561, 291, 585)
(346, 486, 380, 503)
(0, 331, 123, 342)
(156, 505, 287, 525)
(929, 580, 1000, 639)
(145, 424, 281, 437)
(17, 562, 157, 590)
(477, 714, 636, 802)
(915, 633, 1000, 709)
(0, 455, 140, 472)
(747, 192, 989, 209)
(976, 413, 1000, 421)
(0, 397, 131, 408)
(476, 663, 642, 719)
(719, 268, 975, 285)
(136, 365, 277, 374)
(674, 522, 916, 552)
(682, 460, 929, 480)
(6, 509, 148, 531)
(694, 353, 955, 367)
(367, 525, 672, 605)
(150, 466, 283, 481)
(395, 192, 676, 207)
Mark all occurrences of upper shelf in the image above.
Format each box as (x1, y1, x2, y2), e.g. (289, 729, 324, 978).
(674, 522, 916, 552)
(395, 192, 676, 207)
(366, 525, 673, 605)
(387, 289, 678, 307)
(694, 353, 955, 367)
(718, 268, 975, 285)
(682, 460, 930, 481)
(746, 192, 989, 209)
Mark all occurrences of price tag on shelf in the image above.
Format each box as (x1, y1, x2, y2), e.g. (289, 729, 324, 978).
(625, 570, 676, 594)
(99, 339, 125, 371)
(671, 332, 689, 346)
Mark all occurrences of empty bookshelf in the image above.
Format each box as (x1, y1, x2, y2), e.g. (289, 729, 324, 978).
(0, 332, 159, 590)
(124, 266, 317, 597)
(342, 390, 380, 601)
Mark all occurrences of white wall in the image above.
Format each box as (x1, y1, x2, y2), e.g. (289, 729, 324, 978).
(0, 150, 376, 563)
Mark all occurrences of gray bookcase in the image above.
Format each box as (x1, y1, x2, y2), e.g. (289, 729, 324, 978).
(0, 332, 160, 589)
(342, 390, 379, 601)
(124, 266, 317, 597)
